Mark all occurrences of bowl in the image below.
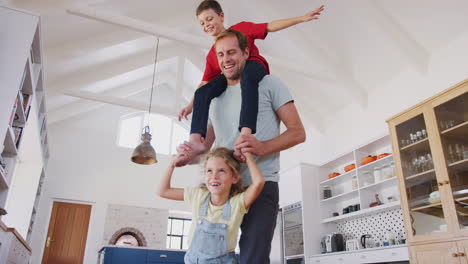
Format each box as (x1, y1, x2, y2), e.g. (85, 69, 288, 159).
(344, 163, 356, 172)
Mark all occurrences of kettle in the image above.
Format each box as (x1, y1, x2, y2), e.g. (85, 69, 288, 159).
(360, 234, 374, 248)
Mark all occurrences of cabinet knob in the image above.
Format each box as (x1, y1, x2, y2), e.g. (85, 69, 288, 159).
(453, 253, 460, 257)
(444, 180, 449, 185)
(460, 252, 466, 257)
(438, 182, 444, 186)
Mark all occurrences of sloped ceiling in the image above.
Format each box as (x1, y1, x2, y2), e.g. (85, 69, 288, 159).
(2, 0, 468, 132)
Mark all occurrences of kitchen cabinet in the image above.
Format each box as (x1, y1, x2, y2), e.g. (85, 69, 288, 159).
(308, 245, 408, 264)
(0, 5, 49, 258)
(387, 79, 468, 260)
(99, 246, 185, 264)
(409, 240, 468, 264)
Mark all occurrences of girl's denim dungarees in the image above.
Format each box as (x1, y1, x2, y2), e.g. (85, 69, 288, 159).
(184, 194, 238, 264)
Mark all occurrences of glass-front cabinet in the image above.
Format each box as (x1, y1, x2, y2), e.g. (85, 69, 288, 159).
(388, 79, 468, 244)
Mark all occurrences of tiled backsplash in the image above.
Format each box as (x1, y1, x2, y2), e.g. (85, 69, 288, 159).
(337, 208, 406, 243)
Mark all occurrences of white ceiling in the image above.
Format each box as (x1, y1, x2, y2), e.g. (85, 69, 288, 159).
(2, 0, 468, 132)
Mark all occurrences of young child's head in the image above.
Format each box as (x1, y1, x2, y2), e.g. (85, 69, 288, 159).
(202, 147, 244, 197)
(196, 0, 225, 37)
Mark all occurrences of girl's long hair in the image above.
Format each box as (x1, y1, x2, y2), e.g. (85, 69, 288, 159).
(201, 147, 244, 197)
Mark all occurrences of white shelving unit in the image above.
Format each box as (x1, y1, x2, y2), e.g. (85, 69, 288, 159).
(0, 6, 49, 262)
(283, 135, 408, 263)
(318, 135, 400, 222)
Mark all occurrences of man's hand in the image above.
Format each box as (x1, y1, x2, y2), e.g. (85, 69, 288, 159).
(178, 105, 192, 121)
(234, 134, 266, 157)
(302, 5, 324, 22)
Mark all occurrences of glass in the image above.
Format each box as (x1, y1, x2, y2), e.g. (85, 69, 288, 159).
(382, 164, 392, 180)
(323, 185, 332, 199)
(171, 219, 183, 235)
(362, 171, 373, 186)
(352, 176, 358, 190)
(396, 113, 448, 235)
(373, 167, 381, 183)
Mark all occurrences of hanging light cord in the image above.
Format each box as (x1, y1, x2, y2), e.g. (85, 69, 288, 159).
(148, 37, 160, 126)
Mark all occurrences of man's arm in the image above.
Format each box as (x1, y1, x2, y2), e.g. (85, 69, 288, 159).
(234, 101, 306, 156)
(267, 5, 324, 32)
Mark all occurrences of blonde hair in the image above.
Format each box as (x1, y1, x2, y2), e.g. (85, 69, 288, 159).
(201, 147, 244, 197)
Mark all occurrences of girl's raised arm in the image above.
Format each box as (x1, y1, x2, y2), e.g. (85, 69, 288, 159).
(242, 152, 265, 208)
(157, 157, 184, 200)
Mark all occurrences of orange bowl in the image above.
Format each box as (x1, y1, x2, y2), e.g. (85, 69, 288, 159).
(361, 155, 377, 165)
(344, 163, 356, 172)
(328, 172, 341, 179)
(377, 153, 391, 159)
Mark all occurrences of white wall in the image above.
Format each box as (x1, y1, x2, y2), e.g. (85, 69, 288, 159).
(29, 105, 200, 264)
(317, 31, 468, 163)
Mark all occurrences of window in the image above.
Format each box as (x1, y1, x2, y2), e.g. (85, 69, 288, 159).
(167, 217, 191, 250)
(118, 112, 188, 155)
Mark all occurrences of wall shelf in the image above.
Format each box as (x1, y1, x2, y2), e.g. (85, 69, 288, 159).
(322, 201, 401, 223)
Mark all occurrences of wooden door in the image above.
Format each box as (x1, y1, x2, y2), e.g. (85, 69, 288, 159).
(42, 201, 92, 264)
(410, 242, 460, 264)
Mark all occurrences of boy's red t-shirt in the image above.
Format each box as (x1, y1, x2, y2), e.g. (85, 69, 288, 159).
(202, 21, 270, 82)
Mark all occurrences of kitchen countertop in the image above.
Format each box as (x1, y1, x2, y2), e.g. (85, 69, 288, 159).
(309, 244, 407, 257)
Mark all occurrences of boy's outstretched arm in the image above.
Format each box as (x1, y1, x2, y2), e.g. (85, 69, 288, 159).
(267, 5, 325, 32)
(242, 152, 265, 209)
(157, 157, 184, 200)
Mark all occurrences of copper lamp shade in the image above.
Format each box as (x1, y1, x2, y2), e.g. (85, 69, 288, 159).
(131, 126, 157, 165)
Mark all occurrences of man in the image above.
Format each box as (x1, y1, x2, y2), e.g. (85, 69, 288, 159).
(177, 29, 306, 263)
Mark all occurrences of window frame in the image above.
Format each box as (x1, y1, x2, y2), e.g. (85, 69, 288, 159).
(167, 216, 192, 250)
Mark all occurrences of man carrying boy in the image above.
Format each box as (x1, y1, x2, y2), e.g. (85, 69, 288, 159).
(176, 0, 323, 165)
(177, 29, 306, 263)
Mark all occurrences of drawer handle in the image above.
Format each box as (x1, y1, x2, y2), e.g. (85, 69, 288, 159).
(361, 255, 366, 259)
(460, 252, 466, 257)
(453, 253, 460, 257)
(391, 252, 397, 256)
(315, 260, 320, 263)
(338, 258, 343, 261)
(160, 254, 167, 258)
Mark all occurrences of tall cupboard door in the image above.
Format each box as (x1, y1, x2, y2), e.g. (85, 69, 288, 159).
(389, 106, 453, 243)
(410, 242, 460, 264)
(430, 88, 468, 236)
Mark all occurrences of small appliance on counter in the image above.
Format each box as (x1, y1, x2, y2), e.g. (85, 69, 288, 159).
(324, 233, 344, 253)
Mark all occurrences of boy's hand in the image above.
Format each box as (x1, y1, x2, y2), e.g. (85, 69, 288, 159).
(178, 105, 193, 121)
(302, 5, 325, 22)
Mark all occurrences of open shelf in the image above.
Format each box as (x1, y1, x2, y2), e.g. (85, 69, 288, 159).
(359, 176, 397, 192)
(322, 201, 401, 223)
(320, 170, 356, 185)
(0, 167, 8, 190)
(448, 158, 468, 169)
(320, 189, 359, 203)
(3, 127, 18, 156)
(357, 154, 393, 170)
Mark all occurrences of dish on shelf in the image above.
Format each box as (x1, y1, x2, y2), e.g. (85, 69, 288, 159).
(409, 196, 430, 208)
(344, 163, 356, 172)
(377, 153, 391, 159)
(428, 197, 441, 204)
(361, 155, 377, 165)
(328, 172, 341, 179)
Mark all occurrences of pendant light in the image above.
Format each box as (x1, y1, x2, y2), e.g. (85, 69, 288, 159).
(131, 37, 160, 165)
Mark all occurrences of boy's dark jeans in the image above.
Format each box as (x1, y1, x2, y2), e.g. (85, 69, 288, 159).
(190, 61, 267, 137)
(239, 181, 279, 264)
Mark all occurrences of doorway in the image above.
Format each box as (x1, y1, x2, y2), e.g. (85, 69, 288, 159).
(42, 201, 92, 264)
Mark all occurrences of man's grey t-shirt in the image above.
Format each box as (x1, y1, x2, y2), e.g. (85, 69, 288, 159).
(208, 75, 293, 186)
